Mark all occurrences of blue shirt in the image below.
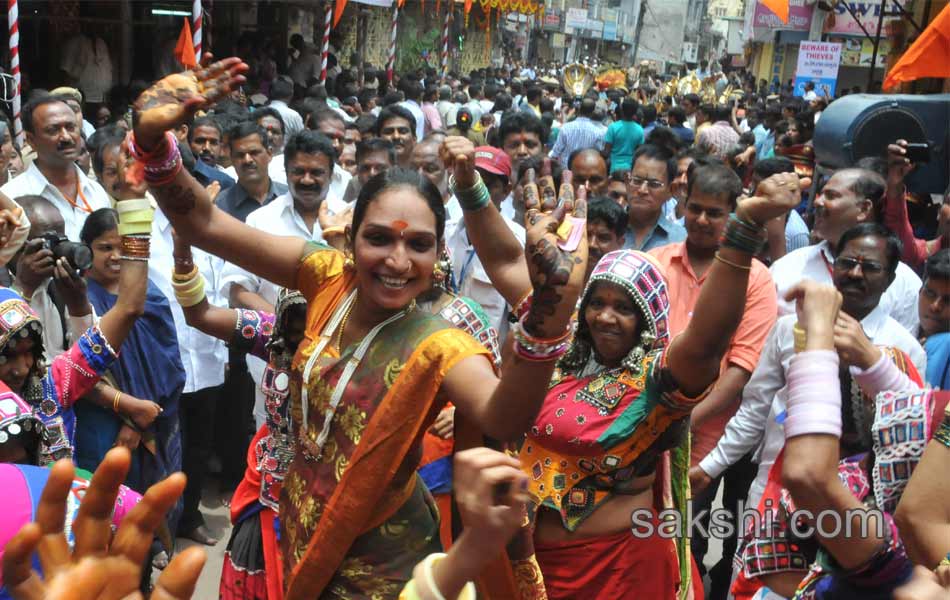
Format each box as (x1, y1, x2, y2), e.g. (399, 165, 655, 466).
(925, 332, 950, 390)
(785, 209, 811, 253)
(215, 179, 288, 223)
(670, 125, 694, 145)
(549, 116, 605, 167)
(604, 120, 644, 173)
(192, 159, 235, 191)
(753, 124, 775, 159)
(622, 214, 687, 252)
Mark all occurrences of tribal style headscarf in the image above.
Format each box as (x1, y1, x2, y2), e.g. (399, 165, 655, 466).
(267, 288, 307, 358)
(0, 386, 45, 464)
(0, 289, 46, 404)
(560, 249, 671, 375)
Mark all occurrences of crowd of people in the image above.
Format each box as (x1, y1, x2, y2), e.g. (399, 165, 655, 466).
(0, 43, 945, 600)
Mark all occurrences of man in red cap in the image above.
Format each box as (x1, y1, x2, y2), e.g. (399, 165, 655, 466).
(446, 146, 521, 337)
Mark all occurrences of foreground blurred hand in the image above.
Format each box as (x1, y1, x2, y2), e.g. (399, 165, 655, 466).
(2, 447, 206, 600)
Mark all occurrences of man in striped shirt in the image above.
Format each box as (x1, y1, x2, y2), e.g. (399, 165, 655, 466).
(549, 99, 604, 167)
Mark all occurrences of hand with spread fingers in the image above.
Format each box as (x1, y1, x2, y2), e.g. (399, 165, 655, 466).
(740, 172, 811, 227)
(2, 447, 206, 600)
(133, 55, 249, 151)
(523, 168, 588, 338)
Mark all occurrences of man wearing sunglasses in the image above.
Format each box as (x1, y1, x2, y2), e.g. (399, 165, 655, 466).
(622, 144, 686, 252)
(769, 168, 922, 334)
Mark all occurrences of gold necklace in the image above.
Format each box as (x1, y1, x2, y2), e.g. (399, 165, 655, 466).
(335, 291, 356, 351)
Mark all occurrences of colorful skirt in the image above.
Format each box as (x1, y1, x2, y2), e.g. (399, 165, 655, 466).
(534, 526, 681, 599)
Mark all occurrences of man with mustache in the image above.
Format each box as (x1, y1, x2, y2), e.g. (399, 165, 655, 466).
(623, 144, 686, 252)
(188, 116, 225, 169)
(214, 121, 288, 223)
(769, 168, 922, 333)
(1, 96, 110, 240)
(376, 105, 417, 169)
(220, 130, 338, 427)
(693, 222, 926, 599)
(650, 161, 778, 600)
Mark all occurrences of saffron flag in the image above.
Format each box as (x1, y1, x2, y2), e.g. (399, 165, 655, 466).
(334, 0, 347, 27)
(761, 0, 789, 24)
(883, 4, 950, 90)
(174, 18, 197, 69)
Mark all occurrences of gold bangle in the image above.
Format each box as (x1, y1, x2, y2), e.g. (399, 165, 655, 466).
(793, 323, 807, 353)
(322, 226, 346, 237)
(112, 390, 122, 413)
(714, 252, 751, 271)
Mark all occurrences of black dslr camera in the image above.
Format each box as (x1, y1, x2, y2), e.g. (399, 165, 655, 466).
(38, 233, 93, 272)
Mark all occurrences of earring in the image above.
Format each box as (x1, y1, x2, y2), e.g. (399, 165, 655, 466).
(433, 261, 446, 283)
(344, 251, 355, 270)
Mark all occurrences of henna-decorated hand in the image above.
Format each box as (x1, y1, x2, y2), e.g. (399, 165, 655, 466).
(536, 158, 557, 210)
(740, 172, 811, 226)
(441, 136, 477, 189)
(133, 55, 249, 150)
(523, 170, 588, 338)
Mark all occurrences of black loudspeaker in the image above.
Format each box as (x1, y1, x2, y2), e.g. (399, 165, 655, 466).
(813, 94, 950, 194)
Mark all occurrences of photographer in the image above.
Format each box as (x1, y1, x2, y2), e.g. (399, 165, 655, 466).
(10, 195, 94, 359)
(884, 139, 949, 271)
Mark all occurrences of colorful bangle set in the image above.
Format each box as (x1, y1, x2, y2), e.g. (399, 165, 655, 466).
(449, 172, 492, 211)
(511, 312, 573, 362)
(171, 265, 207, 308)
(126, 131, 183, 186)
(116, 199, 154, 262)
(721, 213, 767, 255)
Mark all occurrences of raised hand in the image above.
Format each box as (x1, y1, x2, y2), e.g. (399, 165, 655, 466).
(886, 139, 915, 185)
(740, 172, 810, 226)
(452, 448, 529, 554)
(523, 170, 587, 338)
(441, 135, 477, 189)
(133, 56, 249, 150)
(783, 280, 841, 351)
(2, 448, 205, 600)
(536, 158, 557, 211)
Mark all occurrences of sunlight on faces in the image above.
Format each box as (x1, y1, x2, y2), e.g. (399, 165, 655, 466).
(627, 157, 670, 226)
(316, 118, 346, 158)
(28, 102, 81, 166)
(501, 132, 542, 175)
(583, 281, 640, 367)
(287, 153, 332, 213)
(832, 236, 894, 318)
(351, 186, 440, 312)
(379, 117, 414, 163)
(813, 171, 871, 247)
(410, 142, 448, 199)
(570, 152, 608, 196)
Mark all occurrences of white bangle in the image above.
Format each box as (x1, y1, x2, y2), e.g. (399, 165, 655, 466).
(420, 553, 477, 600)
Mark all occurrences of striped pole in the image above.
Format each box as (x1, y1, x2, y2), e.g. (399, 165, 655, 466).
(192, 0, 202, 58)
(8, 0, 21, 146)
(386, 2, 399, 85)
(440, 8, 450, 80)
(319, 1, 332, 84)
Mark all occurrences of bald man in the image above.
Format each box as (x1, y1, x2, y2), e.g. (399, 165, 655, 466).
(568, 148, 608, 197)
(411, 135, 461, 222)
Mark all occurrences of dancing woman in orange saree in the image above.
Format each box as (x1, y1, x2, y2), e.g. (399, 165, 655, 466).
(130, 59, 590, 600)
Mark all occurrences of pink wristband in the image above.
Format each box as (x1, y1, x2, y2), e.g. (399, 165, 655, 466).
(850, 352, 919, 397)
(785, 350, 842, 439)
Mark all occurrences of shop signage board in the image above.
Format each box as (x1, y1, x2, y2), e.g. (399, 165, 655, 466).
(793, 40, 842, 96)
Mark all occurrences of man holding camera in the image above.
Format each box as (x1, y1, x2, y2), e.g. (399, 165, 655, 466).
(10, 195, 94, 360)
(1, 96, 110, 240)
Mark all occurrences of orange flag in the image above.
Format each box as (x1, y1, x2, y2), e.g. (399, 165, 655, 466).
(883, 4, 950, 90)
(761, 0, 789, 24)
(333, 0, 347, 27)
(173, 18, 197, 69)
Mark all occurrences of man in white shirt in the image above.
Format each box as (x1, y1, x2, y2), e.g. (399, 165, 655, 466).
(288, 34, 320, 89)
(149, 206, 228, 546)
(446, 146, 523, 335)
(692, 223, 927, 511)
(398, 80, 427, 141)
(411, 135, 461, 224)
(1, 97, 111, 240)
(11, 195, 94, 359)
(220, 130, 335, 426)
(770, 167, 922, 333)
(376, 105, 418, 169)
(268, 78, 304, 141)
(307, 108, 353, 211)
